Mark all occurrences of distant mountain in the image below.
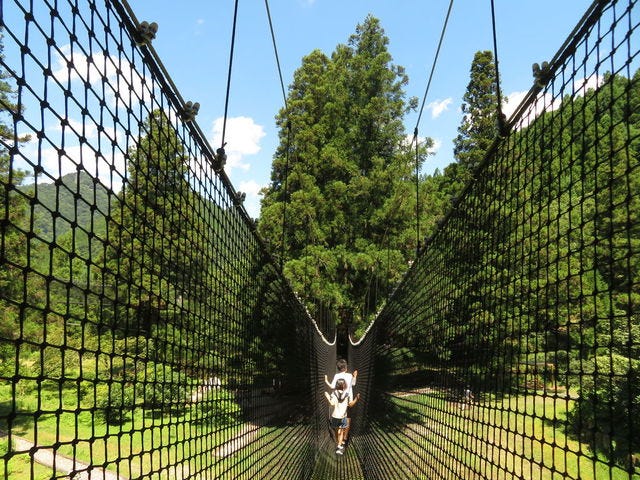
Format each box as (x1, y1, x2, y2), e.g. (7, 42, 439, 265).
(20, 171, 112, 242)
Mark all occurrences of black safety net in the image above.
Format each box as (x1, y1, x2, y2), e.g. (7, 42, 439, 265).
(1, 0, 639, 480)
(352, 1, 640, 479)
(0, 0, 324, 478)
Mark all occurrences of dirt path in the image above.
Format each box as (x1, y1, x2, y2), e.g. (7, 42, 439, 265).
(2, 431, 126, 480)
(213, 422, 262, 458)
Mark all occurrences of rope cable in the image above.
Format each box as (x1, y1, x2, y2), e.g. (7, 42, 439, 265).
(411, 0, 453, 257)
(264, 0, 292, 270)
(414, 127, 421, 253)
(264, 0, 289, 110)
(221, 0, 240, 150)
(413, 0, 454, 133)
(490, 0, 508, 135)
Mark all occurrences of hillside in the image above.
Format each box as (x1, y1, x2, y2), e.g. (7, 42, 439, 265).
(20, 171, 112, 242)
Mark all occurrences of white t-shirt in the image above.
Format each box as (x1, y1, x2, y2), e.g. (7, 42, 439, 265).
(327, 390, 352, 419)
(328, 372, 355, 397)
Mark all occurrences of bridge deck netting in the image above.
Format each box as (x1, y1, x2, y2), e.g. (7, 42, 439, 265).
(0, 0, 639, 479)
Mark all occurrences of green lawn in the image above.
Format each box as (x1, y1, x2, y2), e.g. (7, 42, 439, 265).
(5, 379, 636, 479)
(0, 381, 245, 479)
(378, 390, 640, 480)
(0, 435, 52, 480)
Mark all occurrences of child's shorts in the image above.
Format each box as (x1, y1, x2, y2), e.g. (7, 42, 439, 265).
(330, 417, 348, 429)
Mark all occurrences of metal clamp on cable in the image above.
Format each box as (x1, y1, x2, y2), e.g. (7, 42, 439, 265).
(532, 61, 551, 90)
(213, 146, 227, 173)
(135, 21, 158, 46)
(181, 101, 200, 123)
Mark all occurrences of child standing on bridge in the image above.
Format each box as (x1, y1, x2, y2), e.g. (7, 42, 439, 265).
(325, 358, 358, 446)
(325, 358, 357, 397)
(324, 378, 360, 455)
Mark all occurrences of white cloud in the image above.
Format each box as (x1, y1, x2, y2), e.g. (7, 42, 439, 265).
(427, 98, 452, 119)
(17, 123, 125, 192)
(237, 179, 265, 219)
(210, 116, 266, 172)
(504, 73, 605, 128)
(502, 91, 528, 121)
(574, 73, 605, 97)
(195, 18, 205, 36)
(52, 44, 148, 110)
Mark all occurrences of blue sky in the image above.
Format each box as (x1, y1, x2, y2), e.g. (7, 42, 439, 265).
(6, 1, 594, 218)
(130, 0, 594, 218)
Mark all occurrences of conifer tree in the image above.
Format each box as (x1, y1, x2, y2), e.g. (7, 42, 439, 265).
(259, 16, 427, 332)
(0, 31, 32, 370)
(452, 50, 500, 183)
(434, 50, 502, 368)
(104, 110, 205, 335)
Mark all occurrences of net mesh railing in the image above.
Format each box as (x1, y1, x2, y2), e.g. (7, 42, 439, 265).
(0, 1, 328, 479)
(1, 0, 640, 479)
(351, 1, 640, 479)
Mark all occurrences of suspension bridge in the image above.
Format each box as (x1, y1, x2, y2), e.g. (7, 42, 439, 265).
(0, 0, 639, 479)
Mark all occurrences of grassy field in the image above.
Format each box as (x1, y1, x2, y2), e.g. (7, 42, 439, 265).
(0, 381, 247, 479)
(0, 435, 52, 480)
(0, 379, 317, 479)
(375, 389, 640, 480)
(3, 379, 638, 479)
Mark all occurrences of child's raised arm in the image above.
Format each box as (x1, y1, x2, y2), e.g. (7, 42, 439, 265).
(348, 393, 361, 408)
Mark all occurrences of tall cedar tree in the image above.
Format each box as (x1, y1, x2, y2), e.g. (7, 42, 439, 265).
(104, 110, 206, 335)
(0, 32, 34, 371)
(450, 50, 500, 189)
(435, 50, 502, 370)
(259, 16, 426, 331)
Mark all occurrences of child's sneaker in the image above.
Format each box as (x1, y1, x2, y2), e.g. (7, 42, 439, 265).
(335, 445, 344, 455)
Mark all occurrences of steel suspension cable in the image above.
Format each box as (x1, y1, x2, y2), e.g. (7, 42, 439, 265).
(490, 0, 508, 136)
(264, 0, 292, 271)
(264, 0, 289, 112)
(220, 0, 240, 151)
(413, 0, 454, 131)
(411, 0, 454, 254)
(414, 127, 421, 253)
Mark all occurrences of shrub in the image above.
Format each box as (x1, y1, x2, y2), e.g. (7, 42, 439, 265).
(190, 387, 240, 426)
(136, 362, 186, 411)
(95, 382, 135, 425)
(567, 354, 640, 467)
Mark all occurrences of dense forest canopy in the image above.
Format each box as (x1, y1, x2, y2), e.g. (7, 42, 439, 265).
(0, 9, 638, 473)
(258, 16, 436, 334)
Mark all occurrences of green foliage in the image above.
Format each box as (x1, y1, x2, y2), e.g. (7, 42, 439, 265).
(567, 355, 640, 466)
(259, 16, 430, 331)
(453, 50, 500, 178)
(189, 388, 240, 427)
(137, 362, 187, 411)
(101, 109, 212, 337)
(95, 382, 135, 425)
(0, 31, 34, 373)
(19, 171, 109, 243)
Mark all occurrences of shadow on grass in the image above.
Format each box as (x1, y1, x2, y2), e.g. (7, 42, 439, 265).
(0, 400, 39, 435)
(234, 388, 311, 429)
